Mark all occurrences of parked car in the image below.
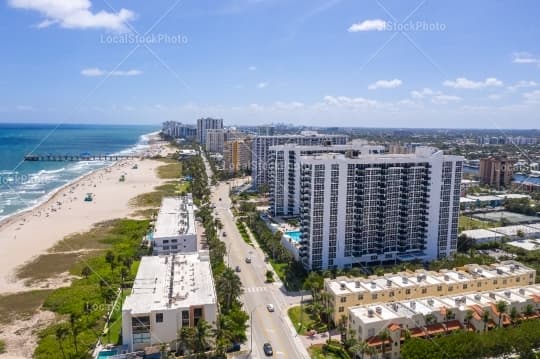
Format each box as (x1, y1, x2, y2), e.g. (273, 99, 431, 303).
(235, 266, 241, 272)
(263, 343, 273, 356)
(226, 343, 241, 353)
(222, 232, 227, 237)
(266, 304, 274, 312)
(245, 257, 252, 263)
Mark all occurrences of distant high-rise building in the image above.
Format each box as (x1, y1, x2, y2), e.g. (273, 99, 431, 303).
(257, 125, 275, 136)
(161, 121, 197, 139)
(268, 141, 386, 216)
(224, 139, 252, 174)
(205, 128, 245, 154)
(251, 131, 348, 188)
(197, 117, 223, 145)
(298, 147, 463, 270)
(479, 157, 515, 189)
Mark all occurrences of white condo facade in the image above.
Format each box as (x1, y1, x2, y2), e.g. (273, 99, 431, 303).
(153, 195, 197, 255)
(205, 128, 246, 154)
(268, 141, 386, 216)
(251, 131, 349, 188)
(298, 147, 464, 270)
(122, 252, 218, 352)
(197, 117, 223, 145)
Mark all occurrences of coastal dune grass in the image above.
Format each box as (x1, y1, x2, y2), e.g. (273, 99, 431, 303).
(0, 290, 53, 324)
(16, 220, 131, 285)
(0, 339, 5, 354)
(156, 158, 182, 179)
(129, 181, 190, 208)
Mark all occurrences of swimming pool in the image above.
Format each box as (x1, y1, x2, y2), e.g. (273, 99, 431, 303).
(285, 230, 302, 242)
(97, 349, 118, 359)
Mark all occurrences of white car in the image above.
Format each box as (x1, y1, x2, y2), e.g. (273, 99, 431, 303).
(266, 304, 274, 312)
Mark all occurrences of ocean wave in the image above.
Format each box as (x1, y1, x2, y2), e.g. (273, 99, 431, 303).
(37, 167, 65, 175)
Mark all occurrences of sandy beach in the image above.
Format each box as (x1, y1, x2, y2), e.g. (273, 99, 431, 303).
(0, 136, 174, 293)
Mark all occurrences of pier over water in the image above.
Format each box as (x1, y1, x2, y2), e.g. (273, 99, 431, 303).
(24, 154, 140, 161)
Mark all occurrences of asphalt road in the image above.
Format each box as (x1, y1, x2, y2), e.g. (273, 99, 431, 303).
(202, 155, 308, 358)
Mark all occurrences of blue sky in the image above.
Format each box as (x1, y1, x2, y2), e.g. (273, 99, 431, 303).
(1, 0, 540, 128)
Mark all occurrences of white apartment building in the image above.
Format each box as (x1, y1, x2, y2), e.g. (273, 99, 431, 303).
(162, 121, 197, 139)
(298, 147, 464, 270)
(197, 117, 223, 145)
(268, 141, 386, 216)
(153, 195, 197, 255)
(205, 128, 246, 154)
(251, 131, 348, 188)
(348, 284, 540, 359)
(122, 252, 218, 352)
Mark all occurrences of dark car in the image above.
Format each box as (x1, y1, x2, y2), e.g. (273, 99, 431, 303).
(263, 343, 273, 356)
(235, 266, 241, 272)
(226, 343, 241, 353)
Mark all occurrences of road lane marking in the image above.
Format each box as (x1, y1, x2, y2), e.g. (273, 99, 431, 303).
(245, 286, 267, 293)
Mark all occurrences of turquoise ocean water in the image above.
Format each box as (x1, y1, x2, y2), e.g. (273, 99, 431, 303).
(0, 123, 158, 220)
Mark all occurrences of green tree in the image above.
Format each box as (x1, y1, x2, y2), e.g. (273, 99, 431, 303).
(105, 251, 116, 275)
(482, 310, 491, 332)
(55, 326, 69, 359)
(215, 268, 243, 311)
(496, 300, 508, 327)
(81, 266, 91, 280)
(194, 319, 212, 354)
(379, 329, 391, 359)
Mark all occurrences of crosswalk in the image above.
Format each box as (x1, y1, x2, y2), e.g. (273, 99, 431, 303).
(244, 286, 267, 293)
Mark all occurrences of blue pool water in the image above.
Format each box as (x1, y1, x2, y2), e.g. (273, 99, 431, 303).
(286, 230, 301, 242)
(97, 349, 118, 358)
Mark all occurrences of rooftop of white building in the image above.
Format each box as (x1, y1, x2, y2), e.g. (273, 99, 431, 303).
(460, 229, 504, 240)
(490, 225, 540, 237)
(326, 261, 535, 296)
(154, 195, 196, 239)
(123, 252, 216, 315)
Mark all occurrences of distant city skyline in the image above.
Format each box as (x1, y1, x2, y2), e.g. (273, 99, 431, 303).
(1, 0, 540, 128)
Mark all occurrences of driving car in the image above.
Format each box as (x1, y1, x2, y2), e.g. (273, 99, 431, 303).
(235, 266, 241, 272)
(222, 232, 227, 237)
(266, 304, 274, 312)
(263, 343, 273, 356)
(245, 257, 252, 263)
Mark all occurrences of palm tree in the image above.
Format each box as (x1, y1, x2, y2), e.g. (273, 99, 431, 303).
(69, 313, 79, 353)
(81, 266, 91, 279)
(349, 340, 369, 359)
(496, 300, 508, 327)
(482, 310, 490, 332)
(464, 310, 473, 330)
(55, 326, 69, 359)
(510, 306, 519, 325)
(424, 313, 436, 326)
(105, 251, 116, 276)
(178, 326, 196, 355)
(194, 319, 212, 354)
(215, 268, 243, 310)
(337, 315, 348, 344)
(524, 304, 535, 317)
(379, 329, 391, 359)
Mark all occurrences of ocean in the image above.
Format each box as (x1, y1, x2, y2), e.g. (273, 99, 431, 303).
(0, 123, 159, 221)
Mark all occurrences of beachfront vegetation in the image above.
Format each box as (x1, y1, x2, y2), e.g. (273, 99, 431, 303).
(33, 219, 150, 359)
(156, 158, 182, 179)
(0, 339, 5, 354)
(0, 290, 53, 325)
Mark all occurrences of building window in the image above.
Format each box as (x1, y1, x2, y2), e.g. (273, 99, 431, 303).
(405, 289, 411, 295)
(437, 286, 442, 292)
(156, 313, 163, 323)
(372, 294, 378, 300)
(339, 307, 344, 312)
(182, 310, 189, 326)
(421, 288, 427, 294)
(358, 294, 364, 301)
(163, 240, 169, 244)
(340, 297, 347, 303)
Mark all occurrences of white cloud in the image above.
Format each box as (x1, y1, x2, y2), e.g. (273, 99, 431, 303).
(512, 52, 540, 65)
(248, 65, 257, 71)
(431, 95, 462, 104)
(410, 88, 434, 99)
(443, 77, 503, 89)
(8, 0, 135, 32)
(348, 19, 386, 32)
(488, 94, 502, 101)
(81, 68, 142, 77)
(524, 89, 540, 103)
(323, 95, 378, 108)
(508, 80, 539, 92)
(273, 101, 305, 110)
(257, 82, 268, 89)
(368, 78, 402, 90)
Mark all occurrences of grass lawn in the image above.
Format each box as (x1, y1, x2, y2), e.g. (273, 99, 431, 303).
(458, 215, 500, 232)
(270, 260, 307, 291)
(288, 304, 327, 335)
(309, 344, 342, 359)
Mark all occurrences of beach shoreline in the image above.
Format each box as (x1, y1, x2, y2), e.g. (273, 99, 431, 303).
(0, 132, 174, 294)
